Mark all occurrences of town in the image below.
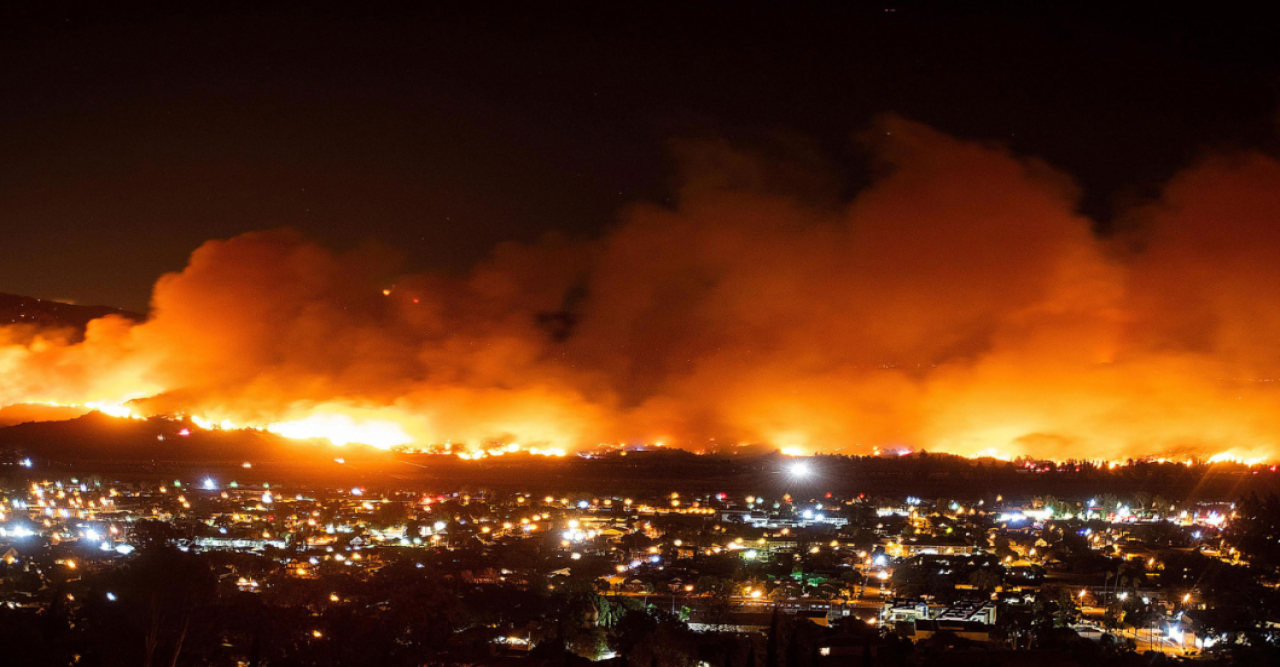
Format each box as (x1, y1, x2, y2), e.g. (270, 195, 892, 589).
(2, 457, 1278, 666)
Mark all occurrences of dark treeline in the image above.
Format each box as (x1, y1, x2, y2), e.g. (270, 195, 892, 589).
(10, 447, 1279, 505)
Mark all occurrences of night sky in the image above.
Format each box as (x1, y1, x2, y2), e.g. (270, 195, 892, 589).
(4, 3, 1279, 312)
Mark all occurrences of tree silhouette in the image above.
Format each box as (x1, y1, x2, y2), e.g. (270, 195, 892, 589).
(765, 606, 779, 667)
(785, 627, 800, 667)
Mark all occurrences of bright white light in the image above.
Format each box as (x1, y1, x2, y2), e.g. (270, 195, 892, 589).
(789, 462, 811, 477)
(4, 526, 35, 539)
(106, 592, 117, 601)
(203, 478, 216, 490)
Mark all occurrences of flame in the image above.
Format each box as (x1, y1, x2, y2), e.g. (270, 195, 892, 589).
(265, 413, 412, 449)
(1206, 450, 1267, 466)
(82, 402, 141, 419)
(21, 399, 144, 421)
(456, 443, 567, 460)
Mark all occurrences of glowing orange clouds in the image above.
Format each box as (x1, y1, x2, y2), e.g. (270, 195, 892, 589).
(4, 116, 1280, 460)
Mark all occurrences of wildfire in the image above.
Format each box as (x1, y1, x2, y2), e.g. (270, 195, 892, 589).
(8, 120, 1280, 463)
(967, 448, 1014, 462)
(456, 443, 567, 460)
(83, 402, 143, 420)
(1206, 451, 1267, 466)
(265, 413, 412, 449)
(190, 415, 240, 431)
(25, 400, 144, 421)
(8, 397, 1277, 466)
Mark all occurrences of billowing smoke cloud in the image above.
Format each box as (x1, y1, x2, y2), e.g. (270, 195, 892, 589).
(4, 116, 1280, 460)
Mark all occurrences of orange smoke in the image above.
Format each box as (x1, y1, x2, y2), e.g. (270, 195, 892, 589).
(4, 116, 1280, 461)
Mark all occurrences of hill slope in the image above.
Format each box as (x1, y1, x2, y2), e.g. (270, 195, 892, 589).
(0, 292, 142, 334)
(0, 412, 392, 464)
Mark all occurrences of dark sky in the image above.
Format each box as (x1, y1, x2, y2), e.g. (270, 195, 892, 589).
(4, 2, 1278, 312)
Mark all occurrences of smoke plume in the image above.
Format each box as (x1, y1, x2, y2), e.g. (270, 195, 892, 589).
(4, 116, 1280, 461)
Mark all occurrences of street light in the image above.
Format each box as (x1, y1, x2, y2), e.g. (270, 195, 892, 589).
(789, 462, 811, 478)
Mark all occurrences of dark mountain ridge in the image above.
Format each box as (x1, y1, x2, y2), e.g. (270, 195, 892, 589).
(0, 292, 142, 335)
(0, 411, 391, 464)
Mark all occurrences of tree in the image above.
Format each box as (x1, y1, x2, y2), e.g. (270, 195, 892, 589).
(697, 575, 726, 594)
(838, 570, 863, 597)
(1228, 492, 1280, 569)
(1053, 587, 1079, 627)
(765, 607, 779, 667)
(785, 627, 800, 667)
(91, 546, 218, 667)
(967, 568, 1002, 594)
(372, 501, 409, 529)
(568, 628, 609, 660)
(992, 536, 1015, 560)
(1102, 598, 1128, 634)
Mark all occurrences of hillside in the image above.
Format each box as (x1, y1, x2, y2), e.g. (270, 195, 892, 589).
(0, 292, 142, 335)
(0, 411, 393, 464)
